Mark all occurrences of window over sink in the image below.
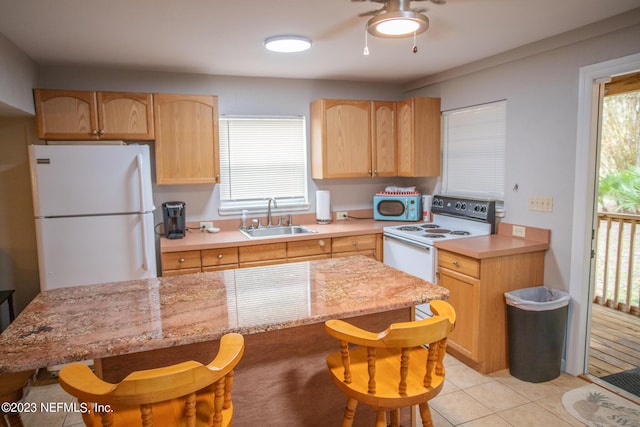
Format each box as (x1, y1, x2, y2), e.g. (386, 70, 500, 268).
(218, 116, 309, 214)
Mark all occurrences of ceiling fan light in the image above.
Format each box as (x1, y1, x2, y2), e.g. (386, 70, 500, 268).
(367, 11, 429, 38)
(264, 36, 311, 53)
(375, 19, 420, 36)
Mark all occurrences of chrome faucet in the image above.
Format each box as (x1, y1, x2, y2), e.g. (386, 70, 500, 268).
(267, 198, 278, 227)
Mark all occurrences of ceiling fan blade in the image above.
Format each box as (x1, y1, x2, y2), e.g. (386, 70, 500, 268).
(358, 8, 385, 17)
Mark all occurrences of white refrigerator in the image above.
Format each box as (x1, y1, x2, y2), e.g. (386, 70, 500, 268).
(29, 144, 157, 291)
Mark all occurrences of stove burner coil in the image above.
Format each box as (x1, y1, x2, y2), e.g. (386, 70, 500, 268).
(397, 226, 423, 232)
(421, 224, 441, 229)
(450, 230, 471, 236)
(425, 229, 452, 234)
(422, 234, 447, 239)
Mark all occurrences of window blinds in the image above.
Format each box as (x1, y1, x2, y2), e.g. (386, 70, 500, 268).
(218, 116, 308, 213)
(442, 101, 506, 199)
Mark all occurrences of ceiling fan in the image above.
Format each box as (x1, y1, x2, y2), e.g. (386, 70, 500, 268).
(352, 0, 446, 38)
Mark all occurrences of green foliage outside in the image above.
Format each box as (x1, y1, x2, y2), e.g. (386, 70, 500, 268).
(598, 91, 640, 214)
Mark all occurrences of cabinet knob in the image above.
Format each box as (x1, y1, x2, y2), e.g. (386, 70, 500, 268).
(98, 129, 105, 135)
(452, 260, 458, 266)
(352, 241, 358, 247)
(217, 254, 224, 260)
(318, 240, 325, 247)
(373, 169, 378, 176)
(90, 130, 98, 136)
(179, 258, 185, 263)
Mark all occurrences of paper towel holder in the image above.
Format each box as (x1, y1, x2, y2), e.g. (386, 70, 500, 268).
(316, 190, 331, 224)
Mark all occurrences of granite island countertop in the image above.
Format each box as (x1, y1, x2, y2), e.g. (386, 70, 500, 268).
(0, 256, 448, 374)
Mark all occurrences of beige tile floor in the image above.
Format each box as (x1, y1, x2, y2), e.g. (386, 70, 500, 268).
(19, 355, 591, 426)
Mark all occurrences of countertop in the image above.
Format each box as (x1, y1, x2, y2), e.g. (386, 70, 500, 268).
(435, 223, 551, 259)
(0, 256, 448, 374)
(161, 216, 403, 252)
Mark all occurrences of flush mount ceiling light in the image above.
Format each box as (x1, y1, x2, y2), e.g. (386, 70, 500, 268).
(264, 36, 312, 53)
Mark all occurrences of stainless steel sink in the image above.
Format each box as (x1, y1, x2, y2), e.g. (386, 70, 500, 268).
(240, 225, 317, 239)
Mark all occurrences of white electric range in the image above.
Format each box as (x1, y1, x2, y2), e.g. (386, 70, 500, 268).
(383, 195, 496, 319)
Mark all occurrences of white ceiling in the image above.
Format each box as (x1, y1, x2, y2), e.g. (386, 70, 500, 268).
(1, 0, 639, 85)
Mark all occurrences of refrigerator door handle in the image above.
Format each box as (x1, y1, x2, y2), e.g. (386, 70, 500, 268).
(140, 213, 150, 271)
(136, 153, 150, 212)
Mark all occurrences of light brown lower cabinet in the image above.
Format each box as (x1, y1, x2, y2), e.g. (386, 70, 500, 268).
(161, 233, 382, 275)
(202, 247, 239, 272)
(238, 243, 287, 268)
(332, 234, 382, 261)
(437, 249, 545, 374)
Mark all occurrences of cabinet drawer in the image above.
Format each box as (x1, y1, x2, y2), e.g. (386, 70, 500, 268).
(161, 251, 201, 271)
(287, 238, 331, 258)
(202, 247, 239, 267)
(332, 234, 377, 253)
(438, 250, 479, 278)
(239, 243, 287, 263)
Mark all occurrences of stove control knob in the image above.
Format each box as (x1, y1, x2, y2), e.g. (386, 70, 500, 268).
(455, 202, 462, 210)
(480, 205, 487, 213)
(461, 203, 467, 211)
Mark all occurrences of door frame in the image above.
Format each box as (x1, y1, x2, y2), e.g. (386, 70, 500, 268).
(567, 52, 640, 376)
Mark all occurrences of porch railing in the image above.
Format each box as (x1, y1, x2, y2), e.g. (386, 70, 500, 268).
(594, 212, 640, 315)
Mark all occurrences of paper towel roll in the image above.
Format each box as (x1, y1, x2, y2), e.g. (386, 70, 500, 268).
(316, 190, 331, 224)
(422, 195, 433, 222)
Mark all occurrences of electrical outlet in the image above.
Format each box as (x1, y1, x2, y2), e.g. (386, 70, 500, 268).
(199, 221, 213, 230)
(512, 225, 526, 237)
(336, 211, 349, 220)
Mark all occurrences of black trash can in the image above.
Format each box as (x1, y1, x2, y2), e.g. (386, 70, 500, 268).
(504, 286, 570, 383)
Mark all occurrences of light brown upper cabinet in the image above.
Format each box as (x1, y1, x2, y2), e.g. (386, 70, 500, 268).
(153, 94, 220, 185)
(311, 99, 373, 178)
(396, 97, 441, 177)
(372, 101, 397, 177)
(34, 89, 154, 140)
(311, 97, 440, 179)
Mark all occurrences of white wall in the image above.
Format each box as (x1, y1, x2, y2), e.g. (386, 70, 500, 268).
(407, 22, 640, 374)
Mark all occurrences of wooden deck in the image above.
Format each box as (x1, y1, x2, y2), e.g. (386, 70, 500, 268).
(589, 303, 640, 377)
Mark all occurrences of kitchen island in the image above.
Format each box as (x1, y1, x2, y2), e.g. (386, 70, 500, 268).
(0, 256, 448, 426)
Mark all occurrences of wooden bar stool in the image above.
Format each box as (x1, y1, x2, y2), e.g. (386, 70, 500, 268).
(59, 333, 244, 427)
(325, 300, 456, 427)
(0, 369, 37, 427)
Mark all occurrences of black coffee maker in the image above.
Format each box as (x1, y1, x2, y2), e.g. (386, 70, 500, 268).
(162, 201, 186, 239)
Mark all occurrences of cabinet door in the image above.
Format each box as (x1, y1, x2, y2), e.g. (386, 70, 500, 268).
(154, 94, 220, 185)
(97, 92, 154, 140)
(311, 99, 371, 178)
(372, 101, 397, 176)
(438, 271, 480, 361)
(34, 89, 99, 140)
(397, 97, 441, 177)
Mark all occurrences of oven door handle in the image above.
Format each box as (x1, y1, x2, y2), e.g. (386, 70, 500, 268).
(384, 234, 431, 251)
